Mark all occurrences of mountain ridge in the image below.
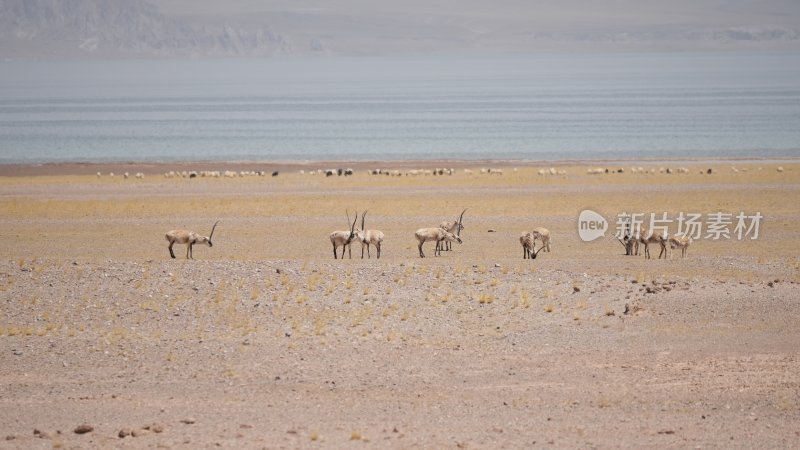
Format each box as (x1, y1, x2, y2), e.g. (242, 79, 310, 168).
(1, 0, 798, 59)
(0, 0, 292, 59)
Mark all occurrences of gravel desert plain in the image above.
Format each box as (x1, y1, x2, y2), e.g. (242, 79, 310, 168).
(1, 160, 799, 449)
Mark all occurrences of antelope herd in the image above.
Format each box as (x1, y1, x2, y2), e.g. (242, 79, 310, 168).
(617, 221, 693, 260)
(163, 215, 698, 260)
(85, 162, 782, 181)
(157, 166, 716, 260)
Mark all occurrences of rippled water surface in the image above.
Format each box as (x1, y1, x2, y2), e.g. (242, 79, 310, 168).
(1, 52, 798, 163)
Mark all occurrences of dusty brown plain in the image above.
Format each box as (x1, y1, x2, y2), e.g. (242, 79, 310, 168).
(1, 161, 799, 449)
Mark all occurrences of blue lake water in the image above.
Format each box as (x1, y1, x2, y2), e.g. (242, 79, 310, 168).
(0, 52, 799, 163)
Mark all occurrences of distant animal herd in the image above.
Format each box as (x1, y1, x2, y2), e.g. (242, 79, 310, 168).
(164, 209, 691, 261)
(144, 163, 789, 259)
(93, 164, 786, 180)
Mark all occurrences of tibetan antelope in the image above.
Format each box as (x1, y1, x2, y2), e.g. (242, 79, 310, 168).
(519, 228, 550, 259)
(669, 234, 692, 258)
(329, 210, 359, 259)
(415, 228, 462, 258)
(165, 221, 219, 259)
(520, 232, 547, 259)
(617, 219, 646, 256)
(531, 227, 551, 253)
(637, 226, 668, 259)
(356, 211, 385, 259)
(618, 225, 636, 256)
(616, 220, 643, 256)
(438, 209, 466, 252)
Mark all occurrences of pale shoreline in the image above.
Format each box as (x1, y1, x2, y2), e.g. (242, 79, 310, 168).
(1, 156, 798, 176)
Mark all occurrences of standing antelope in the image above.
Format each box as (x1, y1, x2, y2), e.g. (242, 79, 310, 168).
(415, 228, 462, 258)
(438, 209, 467, 252)
(531, 227, 551, 253)
(617, 220, 637, 255)
(669, 234, 692, 258)
(165, 221, 219, 259)
(621, 222, 645, 256)
(329, 210, 359, 259)
(520, 232, 548, 259)
(637, 226, 668, 259)
(356, 211, 385, 259)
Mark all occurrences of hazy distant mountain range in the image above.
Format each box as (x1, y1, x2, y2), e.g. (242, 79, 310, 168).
(1, 0, 798, 59)
(0, 0, 291, 58)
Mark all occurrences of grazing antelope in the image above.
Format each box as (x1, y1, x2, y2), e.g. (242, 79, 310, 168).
(520, 232, 548, 259)
(669, 234, 692, 258)
(637, 226, 668, 259)
(356, 211, 385, 259)
(329, 211, 359, 259)
(438, 209, 467, 252)
(165, 221, 219, 259)
(415, 228, 462, 258)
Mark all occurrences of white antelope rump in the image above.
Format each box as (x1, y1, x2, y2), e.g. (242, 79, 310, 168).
(415, 228, 462, 258)
(356, 211, 385, 259)
(165, 221, 219, 259)
(520, 232, 547, 259)
(669, 234, 692, 258)
(637, 226, 668, 259)
(438, 209, 467, 252)
(329, 211, 360, 259)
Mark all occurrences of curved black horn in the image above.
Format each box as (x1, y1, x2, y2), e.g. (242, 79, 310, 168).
(361, 210, 367, 231)
(532, 243, 546, 258)
(209, 220, 220, 240)
(456, 208, 467, 236)
(350, 210, 358, 235)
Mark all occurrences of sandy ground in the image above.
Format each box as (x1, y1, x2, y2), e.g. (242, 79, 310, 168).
(1, 161, 799, 449)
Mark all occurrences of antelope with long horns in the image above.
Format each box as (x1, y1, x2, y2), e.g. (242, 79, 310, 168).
(415, 228, 462, 258)
(356, 211, 385, 259)
(329, 210, 360, 259)
(438, 209, 466, 252)
(165, 221, 219, 259)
